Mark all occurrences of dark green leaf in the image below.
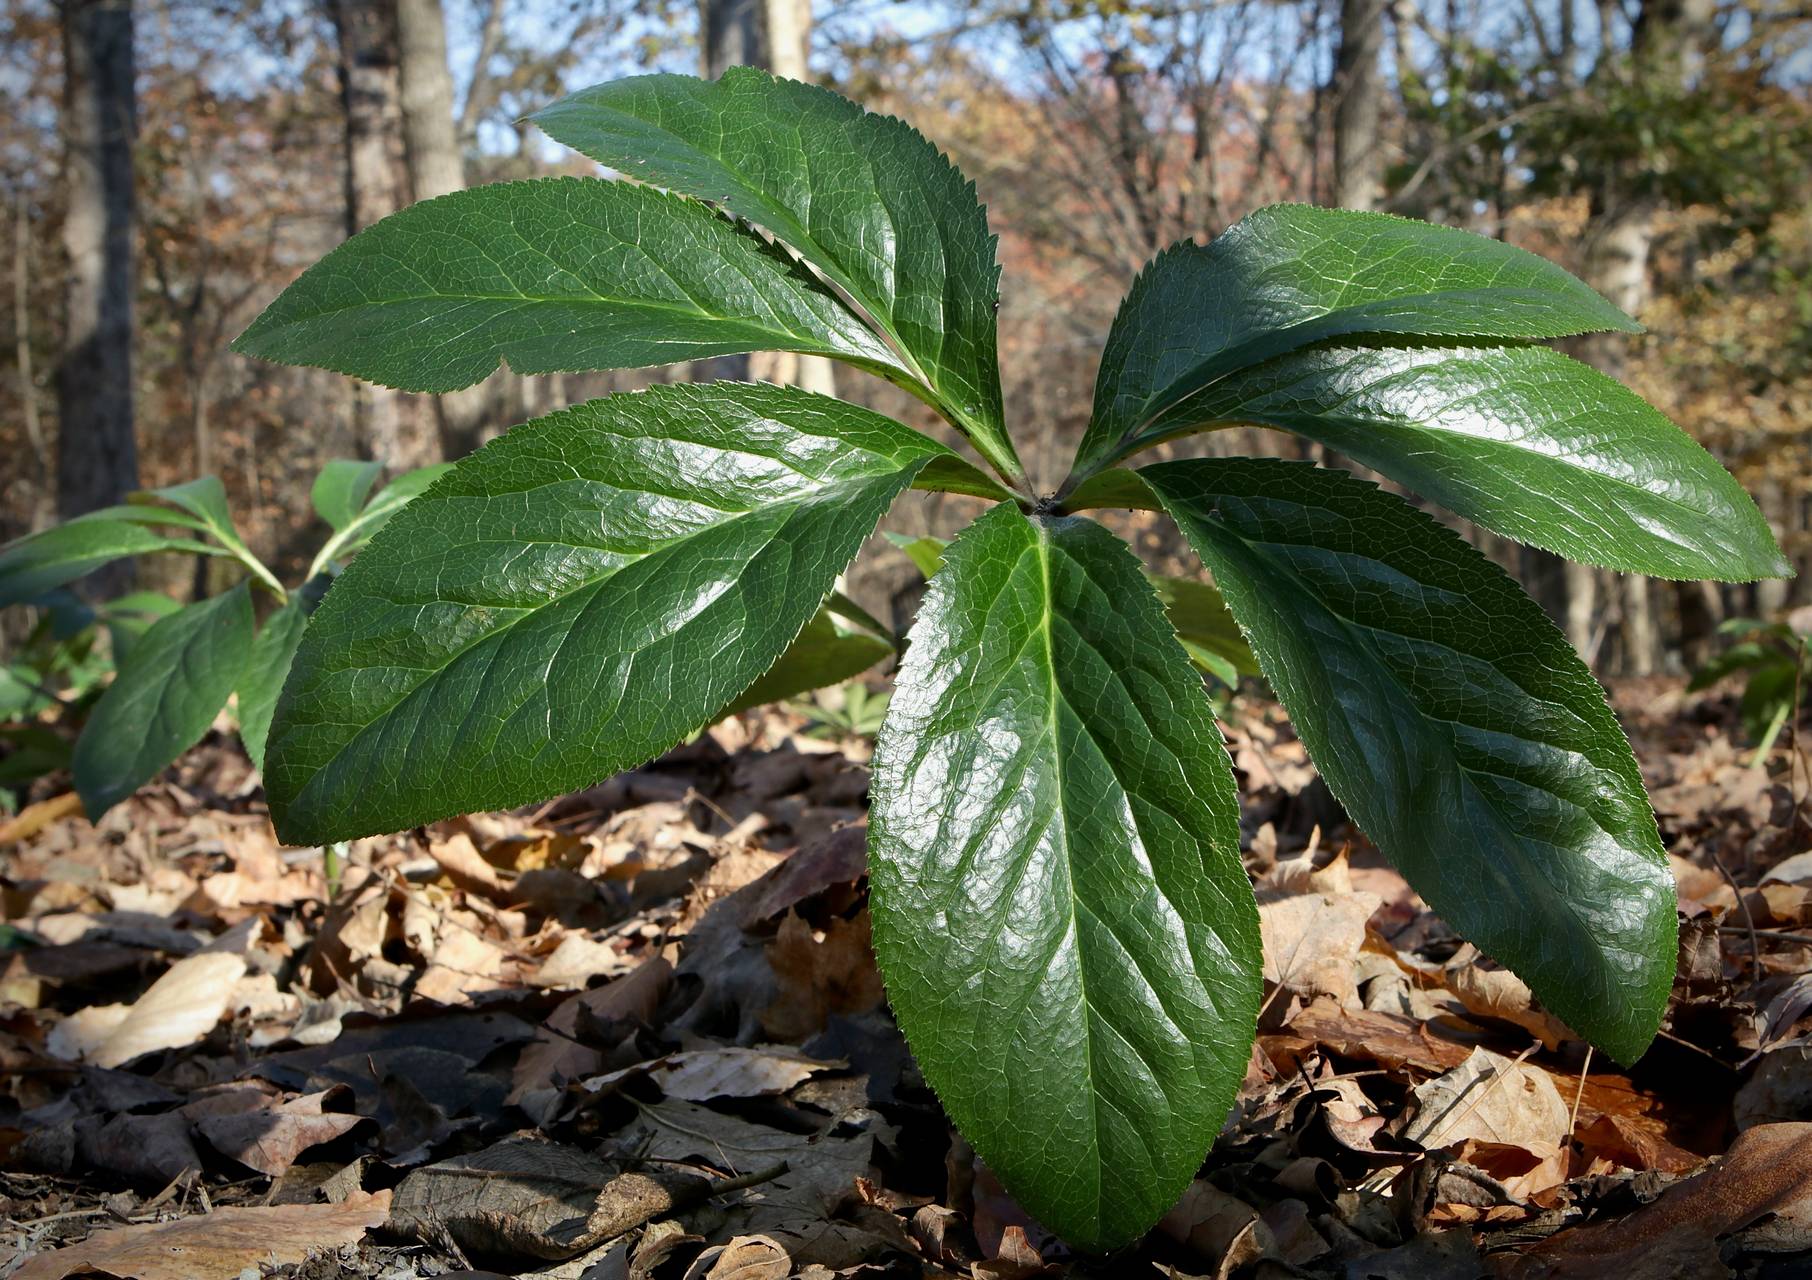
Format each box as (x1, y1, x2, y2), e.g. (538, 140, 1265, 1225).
(869, 504, 1261, 1250)
(1143, 458, 1675, 1064)
(531, 69, 1018, 482)
(267, 383, 951, 845)
(1160, 342, 1788, 580)
(102, 592, 184, 668)
(74, 584, 254, 819)
(0, 518, 226, 608)
(234, 177, 902, 394)
(1076, 206, 1637, 479)
(882, 529, 1257, 683)
(312, 461, 384, 531)
(721, 605, 894, 718)
(238, 594, 314, 773)
(0, 725, 71, 789)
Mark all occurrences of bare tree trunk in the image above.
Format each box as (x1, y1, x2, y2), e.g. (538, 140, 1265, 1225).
(55, 0, 138, 541)
(331, 0, 441, 470)
(1569, 0, 1715, 672)
(396, 0, 491, 455)
(13, 194, 50, 530)
(694, 0, 836, 398)
(1332, 0, 1389, 212)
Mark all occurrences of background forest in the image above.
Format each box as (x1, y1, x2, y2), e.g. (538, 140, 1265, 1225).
(6, 0, 1811, 677)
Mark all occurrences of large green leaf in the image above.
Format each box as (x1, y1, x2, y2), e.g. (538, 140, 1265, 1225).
(267, 383, 951, 845)
(882, 530, 1257, 683)
(531, 69, 1018, 483)
(1150, 342, 1789, 581)
(0, 516, 227, 608)
(869, 504, 1261, 1251)
(1143, 458, 1676, 1064)
(1074, 205, 1637, 480)
(73, 584, 254, 819)
(235, 177, 902, 395)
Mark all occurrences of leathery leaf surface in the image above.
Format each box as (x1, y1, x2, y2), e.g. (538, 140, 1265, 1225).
(233, 177, 902, 393)
(869, 504, 1262, 1251)
(265, 382, 948, 845)
(532, 67, 1017, 480)
(1143, 458, 1676, 1064)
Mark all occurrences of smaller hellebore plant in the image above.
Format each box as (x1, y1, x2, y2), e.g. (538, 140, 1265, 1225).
(231, 69, 1788, 1250)
(0, 462, 444, 817)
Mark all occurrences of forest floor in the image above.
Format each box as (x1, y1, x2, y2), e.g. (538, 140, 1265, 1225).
(0, 678, 1808, 1280)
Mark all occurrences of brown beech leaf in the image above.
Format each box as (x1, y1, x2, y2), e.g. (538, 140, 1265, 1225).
(193, 1088, 370, 1176)
(1509, 1123, 1812, 1277)
(1407, 1047, 1571, 1199)
(13, 1189, 390, 1279)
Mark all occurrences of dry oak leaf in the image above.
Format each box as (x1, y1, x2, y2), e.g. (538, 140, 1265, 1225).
(12, 1189, 390, 1280)
(1257, 888, 1383, 1008)
(586, 1044, 843, 1102)
(1443, 947, 1576, 1051)
(1507, 1122, 1812, 1277)
(1407, 1047, 1571, 1199)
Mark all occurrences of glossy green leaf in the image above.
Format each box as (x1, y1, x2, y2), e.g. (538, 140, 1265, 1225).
(1159, 342, 1789, 580)
(266, 382, 950, 845)
(869, 504, 1262, 1250)
(235, 178, 903, 395)
(1143, 458, 1675, 1064)
(882, 530, 1257, 683)
(721, 604, 894, 718)
(73, 584, 254, 819)
(308, 462, 454, 578)
(1075, 205, 1638, 480)
(312, 461, 384, 532)
(0, 517, 228, 608)
(531, 69, 1018, 483)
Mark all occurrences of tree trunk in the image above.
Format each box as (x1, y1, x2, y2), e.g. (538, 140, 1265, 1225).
(692, 0, 835, 399)
(395, 0, 491, 455)
(331, 0, 440, 471)
(1569, 0, 1715, 672)
(14, 194, 50, 530)
(55, 0, 138, 539)
(1332, 0, 1389, 212)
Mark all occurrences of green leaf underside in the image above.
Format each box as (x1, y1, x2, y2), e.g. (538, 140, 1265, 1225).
(531, 68, 1016, 479)
(238, 595, 312, 773)
(265, 382, 950, 845)
(1143, 459, 1675, 1064)
(313, 461, 385, 532)
(869, 505, 1261, 1251)
(0, 518, 226, 608)
(74, 584, 254, 820)
(1164, 342, 1789, 581)
(233, 177, 901, 394)
(721, 606, 894, 718)
(1076, 205, 1638, 479)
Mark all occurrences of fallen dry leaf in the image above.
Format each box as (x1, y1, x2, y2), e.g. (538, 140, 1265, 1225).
(1407, 1047, 1570, 1198)
(1443, 948, 1576, 1050)
(13, 1189, 390, 1279)
(1257, 889, 1382, 1008)
(1508, 1123, 1812, 1277)
(59, 951, 248, 1068)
